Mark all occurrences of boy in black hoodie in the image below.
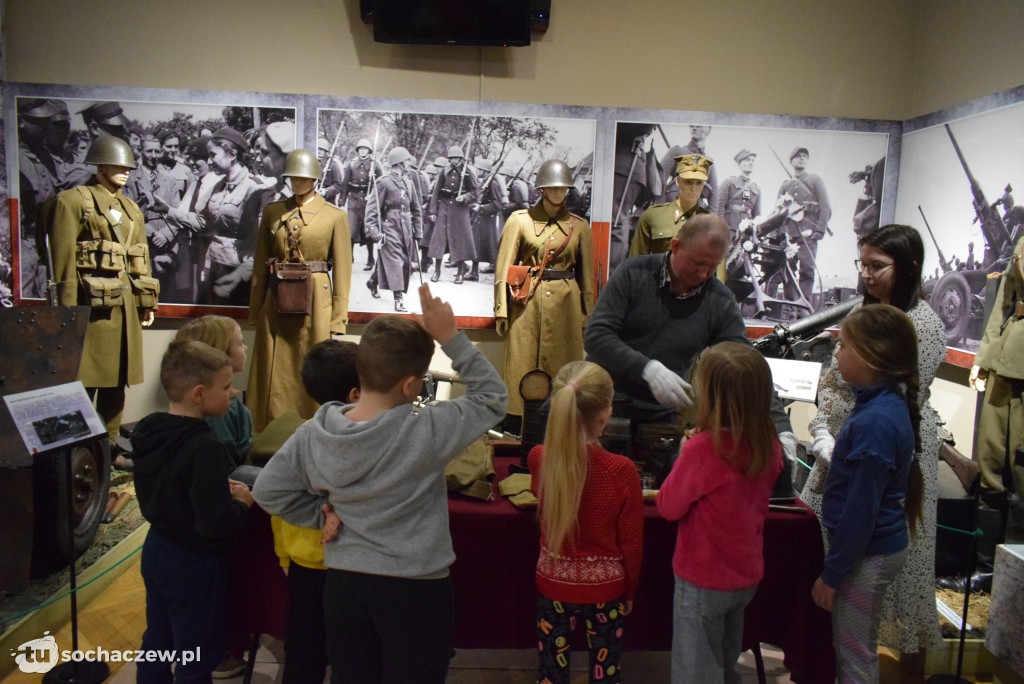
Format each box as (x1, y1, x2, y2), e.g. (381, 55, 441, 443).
(131, 340, 253, 683)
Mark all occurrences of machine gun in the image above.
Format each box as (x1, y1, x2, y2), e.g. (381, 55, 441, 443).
(753, 295, 862, 362)
(945, 124, 1014, 265)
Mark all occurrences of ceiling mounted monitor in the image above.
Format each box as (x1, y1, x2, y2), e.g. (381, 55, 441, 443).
(372, 0, 532, 47)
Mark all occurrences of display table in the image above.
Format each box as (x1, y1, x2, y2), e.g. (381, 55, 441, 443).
(227, 455, 835, 684)
(449, 456, 836, 684)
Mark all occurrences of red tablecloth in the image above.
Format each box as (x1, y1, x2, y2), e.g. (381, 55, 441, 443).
(449, 456, 836, 684)
(228, 454, 836, 684)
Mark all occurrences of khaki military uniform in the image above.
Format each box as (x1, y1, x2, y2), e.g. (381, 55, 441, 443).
(48, 179, 156, 437)
(628, 200, 709, 257)
(975, 236, 1024, 507)
(248, 194, 352, 432)
(494, 203, 595, 416)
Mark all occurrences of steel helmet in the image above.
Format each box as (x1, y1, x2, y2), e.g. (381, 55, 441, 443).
(387, 147, 413, 167)
(432, 156, 448, 169)
(84, 136, 136, 169)
(282, 149, 323, 180)
(534, 159, 573, 189)
(447, 145, 465, 159)
(356, 138, 373, 153)
(475, 159, 493, 173)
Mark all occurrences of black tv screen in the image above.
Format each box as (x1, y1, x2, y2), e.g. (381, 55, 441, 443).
(372, 0, 532, 46)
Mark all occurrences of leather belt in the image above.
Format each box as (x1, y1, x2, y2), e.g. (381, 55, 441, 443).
(541, 269, 575, 280)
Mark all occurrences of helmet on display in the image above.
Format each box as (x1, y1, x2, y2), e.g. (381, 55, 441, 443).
(387, 147, 413, 167)
(356, 138, 373, 153)
(534, 159, 573, 189)
(447, 145, 465, 159)
(84, 136, 137, 169)
(282, 149, 323, 180)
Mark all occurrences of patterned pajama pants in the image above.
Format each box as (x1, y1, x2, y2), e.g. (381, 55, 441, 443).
(536, 595, 627, 684)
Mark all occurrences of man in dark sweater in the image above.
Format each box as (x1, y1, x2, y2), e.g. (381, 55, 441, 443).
(584, 214, 799, 457)
(131, 340, 253, 682)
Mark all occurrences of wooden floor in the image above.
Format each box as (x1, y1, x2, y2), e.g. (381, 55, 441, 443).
(1, 558, 995, 684)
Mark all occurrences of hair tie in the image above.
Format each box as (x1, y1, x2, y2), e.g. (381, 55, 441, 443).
(566, 381, 580, 393)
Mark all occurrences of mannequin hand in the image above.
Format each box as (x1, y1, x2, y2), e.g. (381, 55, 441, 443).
(495, 317, 508, 336)
(141, 309, 155, 327)
(778, 431, 801, 465)
(969, 365, 988, 393)
(811, 426, 835, 467)
(642, 360, 693, 409)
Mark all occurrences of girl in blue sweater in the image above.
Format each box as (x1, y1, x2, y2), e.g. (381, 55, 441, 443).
(811, 304, 925, 683)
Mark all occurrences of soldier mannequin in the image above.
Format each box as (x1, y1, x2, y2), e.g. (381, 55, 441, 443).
(494, 159, 594, 424)
(428, 146, 480, 284)
(968, 235, 1024, 587)
(339, 139, 384, 272)
(364, 147, 422, 312)
(659, 125, 718, 212)
(628, 154, 713, 257)
(45, 136, 157, 446)
(248, 149, 352, 432)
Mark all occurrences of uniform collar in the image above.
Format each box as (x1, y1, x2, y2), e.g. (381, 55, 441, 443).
(527, 201, 571, 237)
(282, 193, 325, 225)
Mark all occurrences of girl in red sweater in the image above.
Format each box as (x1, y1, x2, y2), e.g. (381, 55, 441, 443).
(656, 342, 783, 684)
(529, 361, 644, 684)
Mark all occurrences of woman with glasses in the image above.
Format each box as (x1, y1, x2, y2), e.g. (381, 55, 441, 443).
(802, 224, 946, 659)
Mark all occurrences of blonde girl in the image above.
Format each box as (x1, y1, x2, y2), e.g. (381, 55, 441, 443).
(656, 341, 783, 684)
(174, 316, 254, 480)
(811, 304, 924, 683)
(528, 361, 643, 684)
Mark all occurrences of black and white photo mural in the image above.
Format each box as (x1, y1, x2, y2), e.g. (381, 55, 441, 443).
(895, 100, 1024, 352)
(9, 93, 298, 311)
(316, 107, 596, 321)
(611, 121, 889, 322)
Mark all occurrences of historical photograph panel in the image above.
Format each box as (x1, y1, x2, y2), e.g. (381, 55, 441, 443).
(612, 121, 888, 323)
(895, 102, 1024, 352)
(12, 95, 297, 311)
(317, 107, 596, 320)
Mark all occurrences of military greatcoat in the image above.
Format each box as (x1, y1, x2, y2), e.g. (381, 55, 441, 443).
(247, 193, 352, 432)
(428, 161, 480, 262)
(49, 179, 154, 387)
(494, 203, 595, 416)
(364, 172, 422, 292)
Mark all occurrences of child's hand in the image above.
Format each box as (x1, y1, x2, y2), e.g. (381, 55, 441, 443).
(321, 503, 342, 544)
(621, 600, 634, 616)
(811, 577, 834, 612)
(418, 283, 458, 345)
(229, 481, 254, 507)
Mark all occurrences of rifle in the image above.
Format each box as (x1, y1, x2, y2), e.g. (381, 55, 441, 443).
(45, 234, 58, 306)
(369, 122, 384, 243)
(917, 205, 952, 273)
(418, 136, 434, 172)
(768, 145, 833, 237)
(316, 119, 345, 194)
(456, 119, 477, 202)
(944, 124, 1013, 260)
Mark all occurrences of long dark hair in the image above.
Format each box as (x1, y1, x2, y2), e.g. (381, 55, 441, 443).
(840, 304, 924, 536)
(858, 224, 925, 312)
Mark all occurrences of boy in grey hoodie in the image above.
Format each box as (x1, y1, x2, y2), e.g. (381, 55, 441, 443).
(252, 283, 507, 683)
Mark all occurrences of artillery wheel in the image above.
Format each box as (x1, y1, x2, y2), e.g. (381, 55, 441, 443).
(930, 270, 971, 346)
(31, 438, 111, 576)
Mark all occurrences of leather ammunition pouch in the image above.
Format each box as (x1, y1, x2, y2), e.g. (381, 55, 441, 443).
(79, 275, 124, 309)
(506, 264, 540, 303)
(129, 274, 161, 310)
(269, 259, 328, 315)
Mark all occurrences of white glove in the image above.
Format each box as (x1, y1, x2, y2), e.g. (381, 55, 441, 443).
(642, 360, 693, 409)
(778, 431, 801, 465)
(969, 365, 988, 393)
(811, 426, 835, 467)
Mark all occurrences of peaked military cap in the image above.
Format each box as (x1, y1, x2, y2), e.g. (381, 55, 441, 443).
(78, 101, 129, 127)
(674, 153, 713, 181)
(789, 146, 810, 162)
(734, 148, 756, 164)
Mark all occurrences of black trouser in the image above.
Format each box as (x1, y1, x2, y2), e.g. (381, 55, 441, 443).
(283, 563, 328, 684)
(324, 569, 454, 684)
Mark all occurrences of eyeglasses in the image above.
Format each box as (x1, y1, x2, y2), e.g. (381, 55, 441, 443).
(854, 259, 894, 276)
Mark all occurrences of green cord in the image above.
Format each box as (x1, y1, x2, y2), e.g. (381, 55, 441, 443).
(0, 543, 143, 627)
(936, 524, 984, 538)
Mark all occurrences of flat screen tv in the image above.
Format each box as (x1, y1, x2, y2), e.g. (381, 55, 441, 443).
(372, 0, 532, 46)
